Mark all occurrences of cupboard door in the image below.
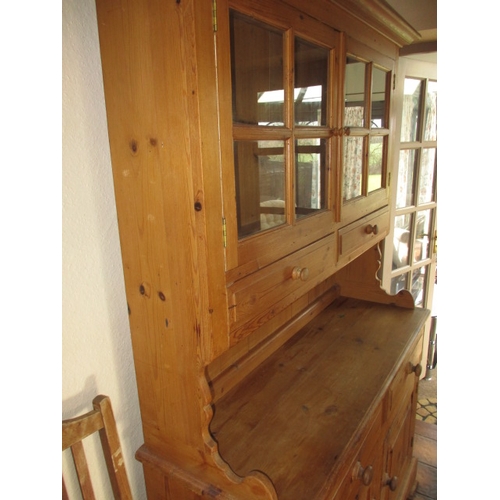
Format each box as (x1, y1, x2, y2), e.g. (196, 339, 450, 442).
(217, 0, 340, 279)
(340, 37, 395, 226)
(382, 395, 417, 500)
(333, 405, 384, 500)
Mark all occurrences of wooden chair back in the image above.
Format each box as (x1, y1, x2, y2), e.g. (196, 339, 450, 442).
(62, 395, 133, 499)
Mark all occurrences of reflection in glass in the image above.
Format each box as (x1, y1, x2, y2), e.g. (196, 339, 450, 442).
(400, 78, 423, 142)
(413, 209, 433, 264)
(368, 136, 384, 192)
(418, 148, 436, 204)
(230, 11, 284, 126)
(234, 140, 285, 238)
(344, 57, 366, 127)
(424, 81, 437, 141)
(392, 213, 413, 269)
(295, 138, 326, 219)
(343, 136, 363, 201)
(295, 38, 328, 126)
(411, 265, 427, 307)
(396, 149, 417, 208)
(390, 272, 408, 295)
(371, 67, 388, 128)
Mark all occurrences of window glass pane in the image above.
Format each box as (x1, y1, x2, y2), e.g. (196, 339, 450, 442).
(411, 265, 428, 307)
(396, 149, 417, 208)
(418, 148, 436, 204)
(295, 138, 327, 219)
(230, 12, 284, 126)
(391, 273, 408, 295)
(424, 80, 437, 141)
(344, 57, 365, 127)
(343, 136, 363, 201)
(393, 213, 413, 269)
(371, 67, 388, 128)
(368, 136, 384, 192)
(234, 140, 285, 238)
(414, 209, 433, 264)
(294, 38, 328, 126)
(400, 78, 423, 142)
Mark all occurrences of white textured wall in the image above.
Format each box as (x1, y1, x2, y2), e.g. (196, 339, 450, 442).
(62, 0, 146, 497)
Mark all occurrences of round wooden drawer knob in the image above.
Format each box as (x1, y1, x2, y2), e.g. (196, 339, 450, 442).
(365, 224, 379, 235)
(384, 474, 398, 491)
(355, 462, 373, 486)
(408, 362, 423, 377)
(292, 267, 309, 281)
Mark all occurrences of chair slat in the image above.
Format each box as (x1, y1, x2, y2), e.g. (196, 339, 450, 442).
(62, 477, 69, 500)
(71, 440, 96, 500)
(94, 395, 133, 500)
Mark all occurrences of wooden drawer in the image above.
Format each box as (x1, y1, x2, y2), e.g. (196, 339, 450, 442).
(227, 233, 337, 346)
(385, 330, 423, 422)
(338, 207, 389, 264)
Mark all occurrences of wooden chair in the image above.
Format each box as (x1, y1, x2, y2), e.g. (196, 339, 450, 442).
(62, 395, 133, 499)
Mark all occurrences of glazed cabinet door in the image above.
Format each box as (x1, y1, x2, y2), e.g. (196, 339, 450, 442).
(340, 37, 395, 227)
(217, 0, 341, 278)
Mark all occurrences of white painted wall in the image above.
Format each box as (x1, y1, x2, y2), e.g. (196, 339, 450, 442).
(62, 0, 146, 497)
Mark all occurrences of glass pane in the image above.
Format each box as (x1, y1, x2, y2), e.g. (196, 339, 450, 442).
(411, 265, 428, 307)
(344, 57, 366, 127)
(424, 80, 437, 141)
(418, 148, 436, 204)
(371, 67, 388, 128)
(343, 136, 364, 201)
(396, 149, 417, 208)
(295, 138, 327, 219)
(368, 136, 384, 193)
(400, 78, 423, 142)
(414, 209, 433, 264)
(234, 140, 286, 238)
(392, 213, 413, 269)
(294, 38, 329, 126)
(230, 11, 284, 126)
(391, 273, 408, 295)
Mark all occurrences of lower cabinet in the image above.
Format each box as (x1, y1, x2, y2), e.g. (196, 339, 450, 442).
(209, 297, 427, 500)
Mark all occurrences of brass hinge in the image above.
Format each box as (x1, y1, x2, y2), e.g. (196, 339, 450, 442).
(388, 172, 391, 187)
(222, 217, 227, 247)
(393, 73, 396, 90)
(212, 0, 218, 32)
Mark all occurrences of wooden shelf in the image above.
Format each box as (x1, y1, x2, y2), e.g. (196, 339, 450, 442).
(210, 297, 429, 499)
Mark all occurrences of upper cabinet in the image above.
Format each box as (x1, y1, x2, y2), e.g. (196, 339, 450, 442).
(218, 0, 340, 279)
(215, 0, 418, 345)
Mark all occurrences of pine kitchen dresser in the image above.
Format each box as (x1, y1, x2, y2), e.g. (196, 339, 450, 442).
(94, 0, 428, 498)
